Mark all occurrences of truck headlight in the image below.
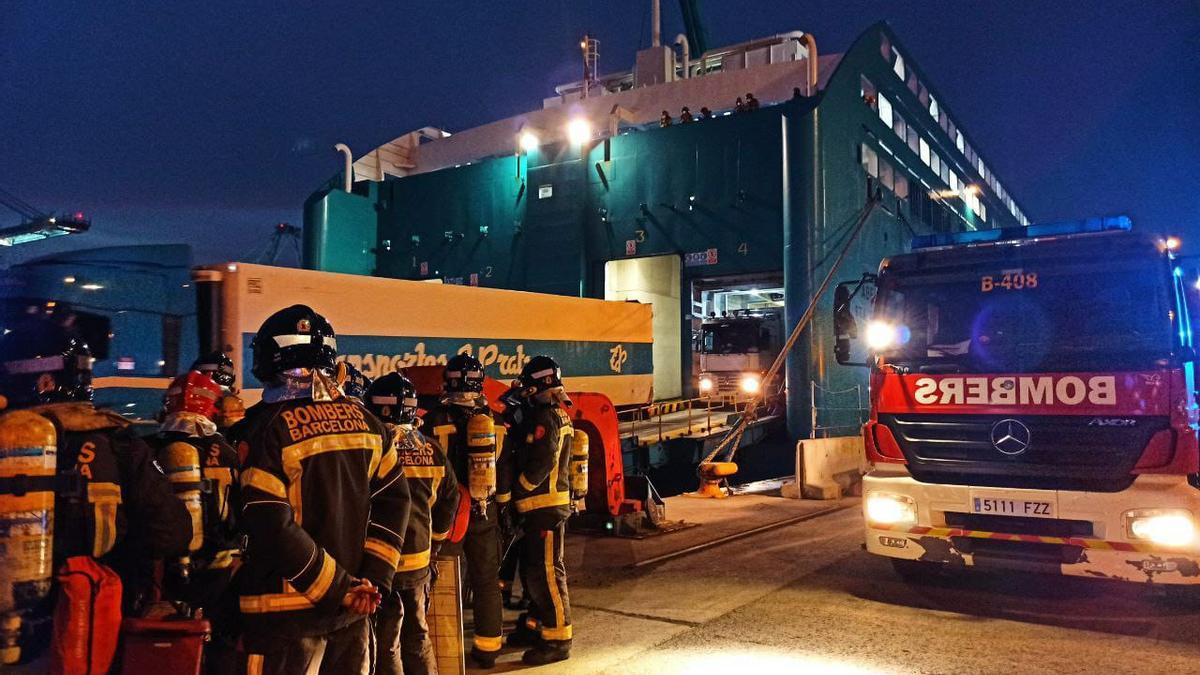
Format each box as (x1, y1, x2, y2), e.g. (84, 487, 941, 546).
(739, 373, 761, 394)
(865, 321, 898, 351)
(699, 376, 714, 394)
(865, 492, 917, 526)
(1126, 509, 1196, 547)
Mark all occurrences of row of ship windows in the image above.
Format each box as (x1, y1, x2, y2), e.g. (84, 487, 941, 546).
(880, 39, 1028, 226)
(861, 142, 985, 230)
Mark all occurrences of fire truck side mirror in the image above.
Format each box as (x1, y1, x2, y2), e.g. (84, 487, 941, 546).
(833, 277, 875, 367)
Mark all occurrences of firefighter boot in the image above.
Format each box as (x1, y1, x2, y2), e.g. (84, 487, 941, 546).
(470, 646, 497, 669)
(522, 640, 571, 666)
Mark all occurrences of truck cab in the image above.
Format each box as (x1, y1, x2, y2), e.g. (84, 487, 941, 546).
(696, 310, 781, 398)
(836, 216, 1200, 584)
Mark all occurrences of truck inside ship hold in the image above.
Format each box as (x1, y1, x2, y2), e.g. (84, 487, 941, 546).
(834, 216, 1200, 584)
(696, 309, 782, 398)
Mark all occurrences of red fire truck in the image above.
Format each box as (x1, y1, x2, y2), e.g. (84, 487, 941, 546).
(835, 216, 1200, 583)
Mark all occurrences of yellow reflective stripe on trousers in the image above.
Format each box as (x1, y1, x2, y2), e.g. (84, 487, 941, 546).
(246, 654, 264, 675)
(281, 432, 382, 525)
(300, 551, 337, 604)
(542, 624, 573, 641)
(239, 592, 314, 613)
(542, 528, 570, 640)
(241, 467, 286, 499)
(396, 548, 432, 573)
(87, 481, 122, 557)
(365, 537, 403, 570)
(517, 473, 539, 492)
(474, 635, 503, 653)
(495, 491, 511, 503)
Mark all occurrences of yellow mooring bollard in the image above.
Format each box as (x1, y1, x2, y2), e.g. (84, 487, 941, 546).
(687, 461, 739, 499)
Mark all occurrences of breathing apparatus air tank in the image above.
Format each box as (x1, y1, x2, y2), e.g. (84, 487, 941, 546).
(465, 412, 497, 512)
(0, 410, 58, 664)
(569, 428, 589, 502)
(159, 441, 204, 554)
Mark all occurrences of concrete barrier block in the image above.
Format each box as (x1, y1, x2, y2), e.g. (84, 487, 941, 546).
(795, 436, 868, 500)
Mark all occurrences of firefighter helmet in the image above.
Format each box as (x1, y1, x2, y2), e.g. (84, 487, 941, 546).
(191, 350, 236, 389)
(444, 353, 485, 393)
(0, 318, 94, 408)
(365, 372, 419, 425)
(250, 305, 337, 382)
(163, 371, 222, 421)
(517, 355, 563, 394)
(336, 361, 372, 401)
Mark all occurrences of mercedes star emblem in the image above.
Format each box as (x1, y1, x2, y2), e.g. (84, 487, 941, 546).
(990, 418, 1031, 456)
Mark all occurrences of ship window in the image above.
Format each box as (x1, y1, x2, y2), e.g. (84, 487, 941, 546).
(893, 114, 906, 143)
(878, 93, 893, 128)
(878, 160, 894, 192)
(907, 126, 920, 155)
(919, 138, 931, 166)
(894, 173, 909, 199)
(929, 96, 939, 120)
(861, 143, 879, 177)
(893, 51, 905, 80)
(860, 75, 877, 109)
(955, 130, 965, 153)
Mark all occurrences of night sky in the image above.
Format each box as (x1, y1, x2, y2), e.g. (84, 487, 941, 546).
(3, 1, 1197, 266)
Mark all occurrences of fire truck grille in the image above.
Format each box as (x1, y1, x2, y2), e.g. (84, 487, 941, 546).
(880, 413, 1170, 492)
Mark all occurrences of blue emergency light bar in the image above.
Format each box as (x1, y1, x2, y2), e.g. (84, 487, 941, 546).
(911, 215, 1132, 250)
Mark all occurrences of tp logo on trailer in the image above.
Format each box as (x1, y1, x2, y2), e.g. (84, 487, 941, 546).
(609, 344, 628, 373)
(990, 418, 1031, 456)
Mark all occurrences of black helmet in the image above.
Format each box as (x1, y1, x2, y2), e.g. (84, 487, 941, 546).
(192, 350, 236, 388)
(250, 305, 337, 382)
(365, 372, 418, 425)
(444, 353, 485, 393)
(517, 355, 563, 394)
(0, 318, 94, 407)
(338, 361, 372, 400)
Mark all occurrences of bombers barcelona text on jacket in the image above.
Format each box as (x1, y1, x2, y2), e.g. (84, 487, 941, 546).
(235, 396, 412, 638)
(390, 425, 460, 580)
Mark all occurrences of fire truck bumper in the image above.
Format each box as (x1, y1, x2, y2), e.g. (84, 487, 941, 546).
(863, 471, 1200, 584)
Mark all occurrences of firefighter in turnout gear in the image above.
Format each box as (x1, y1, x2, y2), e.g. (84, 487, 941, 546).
(150, 370, 242, 671)
(423, 354, 503, 668)
(366, 373, 460, 675)
(498, 355, 574, 666)
(0, 317, 191, 663)
(235, 305, 411, 675)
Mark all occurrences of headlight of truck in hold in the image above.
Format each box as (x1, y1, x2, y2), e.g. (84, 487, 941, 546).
(865, 492, 917, 527)
(739, 373, 761, 394)
(698, 376, 714, 394)
(1125, 509, 1196, 547)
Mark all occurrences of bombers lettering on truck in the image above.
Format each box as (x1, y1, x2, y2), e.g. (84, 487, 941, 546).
(912, 375, 1117, 406)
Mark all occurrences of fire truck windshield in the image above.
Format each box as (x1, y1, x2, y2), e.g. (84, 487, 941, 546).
(875, 260, 1175, 373)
